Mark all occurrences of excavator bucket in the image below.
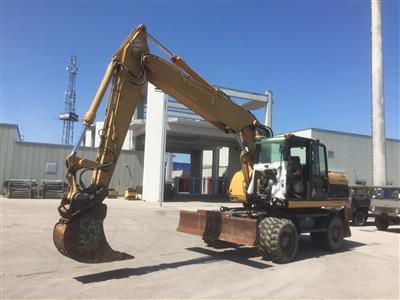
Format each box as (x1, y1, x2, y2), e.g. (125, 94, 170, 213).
(177, 210, 258, 246)
(53, 204, 133, 263)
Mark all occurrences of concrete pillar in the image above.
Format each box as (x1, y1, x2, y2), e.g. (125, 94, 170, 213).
(165, 153, 174, 182)
(371, 0, 387, 186)
(84, 126, 95, 147)
(265, 90, 273, 127)
(94, 122, 104, 148)
(142, 83, 167, 204)
(190, 150, 202, 194)
(212, 148, 220, 194)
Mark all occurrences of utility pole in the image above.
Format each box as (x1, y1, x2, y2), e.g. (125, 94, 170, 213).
(59, 55, 79, 145)
(371, 0, 387, 186)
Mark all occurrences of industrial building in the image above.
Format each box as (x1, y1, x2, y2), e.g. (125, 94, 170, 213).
(0, 84, 398, 197)
(1, 121, 398, 196)
(0, 123, 144, 195)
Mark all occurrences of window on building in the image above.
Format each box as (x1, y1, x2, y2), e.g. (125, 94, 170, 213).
(328, 150, 334, 158)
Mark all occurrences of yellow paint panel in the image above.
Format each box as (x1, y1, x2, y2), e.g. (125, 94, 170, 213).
(228, 170, 247, 203)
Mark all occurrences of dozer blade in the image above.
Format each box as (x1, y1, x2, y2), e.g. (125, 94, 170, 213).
(53, 204, 133, 263)
(177, 210, 258, 246)
(218, 214, 258, 246)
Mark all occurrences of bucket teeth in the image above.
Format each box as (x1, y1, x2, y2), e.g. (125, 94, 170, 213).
(53, 204, 134, 263)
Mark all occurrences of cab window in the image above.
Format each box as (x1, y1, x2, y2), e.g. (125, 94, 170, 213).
(290, 147, 306, 164)
(256, 141, 283, 164)
(312, 144, 327, 176)
(318, 145, 327, 175)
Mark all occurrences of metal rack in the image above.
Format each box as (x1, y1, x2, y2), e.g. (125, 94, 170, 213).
(3, 179, 66, 199)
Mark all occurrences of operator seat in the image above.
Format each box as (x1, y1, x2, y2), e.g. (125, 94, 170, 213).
(290, 156, 305, 195)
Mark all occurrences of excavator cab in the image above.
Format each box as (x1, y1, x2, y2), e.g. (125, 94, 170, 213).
(241, 134, 336, 206)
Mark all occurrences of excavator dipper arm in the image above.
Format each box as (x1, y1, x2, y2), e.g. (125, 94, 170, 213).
(53, 24, 271, 263)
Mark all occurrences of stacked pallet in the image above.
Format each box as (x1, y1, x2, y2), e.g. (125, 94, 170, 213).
(2, 179, 67, 199)
(41, 180, 66, 199)
(3, 179, 39, 198)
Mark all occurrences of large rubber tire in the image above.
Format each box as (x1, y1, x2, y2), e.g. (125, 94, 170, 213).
(257, 217, 298, 264)
(311, 216, 344, 251)
(352, 211, 367, 226)
(375, 215, 389, 231)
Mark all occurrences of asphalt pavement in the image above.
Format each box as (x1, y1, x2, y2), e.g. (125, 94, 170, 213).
(1, 197, 399, 299)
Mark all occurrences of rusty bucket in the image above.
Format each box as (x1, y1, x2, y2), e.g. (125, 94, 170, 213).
(53, 204, 133, 263)
(177, 210, 258, 246)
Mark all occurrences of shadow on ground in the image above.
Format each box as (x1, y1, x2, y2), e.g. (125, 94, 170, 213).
(357, 223, 400, 234)
(383, 227, 400, 233)
(74, 247, 270, 284)
(189, 236, 366, 265)
(293, 235, 366, 262)
(74, 235, 368, 284)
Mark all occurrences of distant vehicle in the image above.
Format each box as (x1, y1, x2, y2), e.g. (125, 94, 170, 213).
(164, 181, 176, 201)
(370, 187, 400, 230)
(350, 186, 372, 226)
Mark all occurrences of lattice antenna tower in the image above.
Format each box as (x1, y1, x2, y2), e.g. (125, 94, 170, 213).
(59, 55, 79, 145)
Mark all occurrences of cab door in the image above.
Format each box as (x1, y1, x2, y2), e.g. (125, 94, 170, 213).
(311, 143, 329, 200)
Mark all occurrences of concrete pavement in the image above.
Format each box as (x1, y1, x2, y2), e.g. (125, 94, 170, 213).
(1, 197, 399, 299)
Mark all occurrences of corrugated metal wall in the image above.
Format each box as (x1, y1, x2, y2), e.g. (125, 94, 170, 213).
(383, 139, 399, 186)
(0, 124, 20, 191)
(2, 124, 398, 194)
(309, 129, 399, 186)
(0, 124, 144, 195)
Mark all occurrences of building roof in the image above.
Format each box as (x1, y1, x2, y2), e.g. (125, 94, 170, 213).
(0, 123, 21, 141)
(286, 127, 399, 142)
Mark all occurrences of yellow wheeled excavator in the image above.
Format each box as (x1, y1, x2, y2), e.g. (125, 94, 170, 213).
(53, 24, 351, 264)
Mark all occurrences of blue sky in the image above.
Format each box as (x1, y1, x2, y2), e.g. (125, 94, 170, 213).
(1, 1, 399, 151)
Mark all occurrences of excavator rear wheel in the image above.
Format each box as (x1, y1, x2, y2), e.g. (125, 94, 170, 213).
(311, 216, 344, 251)
(257, 217, 298, 264)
